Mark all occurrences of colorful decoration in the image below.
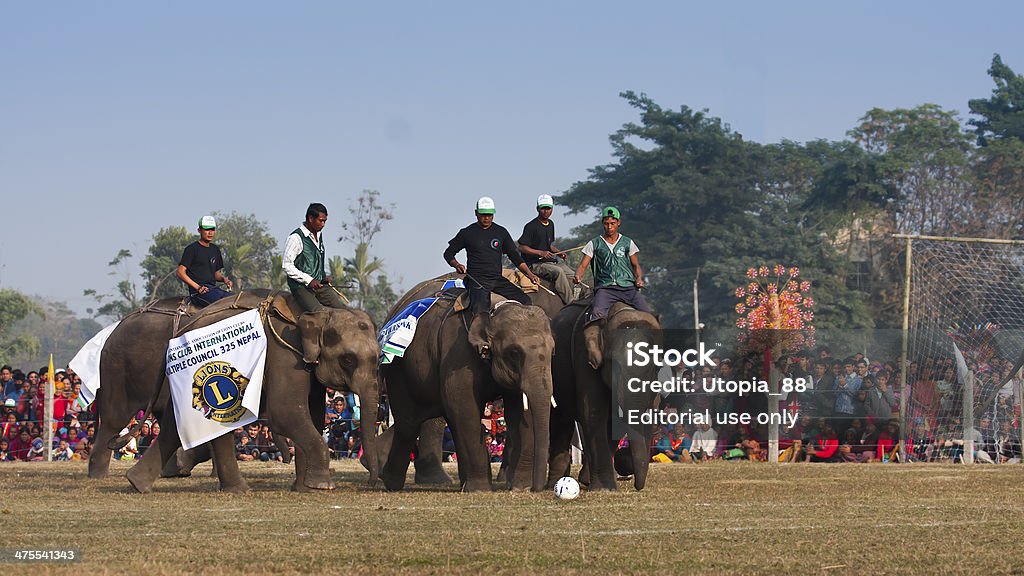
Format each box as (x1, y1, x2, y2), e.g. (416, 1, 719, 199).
(735, 264, 815, 354)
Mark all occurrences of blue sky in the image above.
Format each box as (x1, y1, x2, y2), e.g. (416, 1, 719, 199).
(3, 2, 1022, 316)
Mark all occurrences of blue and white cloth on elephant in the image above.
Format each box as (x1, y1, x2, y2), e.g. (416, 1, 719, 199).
(378, 279, 463, 365)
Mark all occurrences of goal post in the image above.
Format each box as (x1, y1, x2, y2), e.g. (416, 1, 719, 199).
(898, 234, 1024, 464)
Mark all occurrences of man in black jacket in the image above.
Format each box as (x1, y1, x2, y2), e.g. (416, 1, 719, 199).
(444, 197, 540, 316)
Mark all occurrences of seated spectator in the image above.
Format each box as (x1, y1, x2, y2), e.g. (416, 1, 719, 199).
(997, 421, 1021, 464)
(0, 438, 10, 461)
(9, 429, 32, 461)
(71, 438, 90, 461)
(650, 428, 673, 463)
(254, 425, 282, 462)
(2, 410, 19, 441)
(667, 423, 692, 463)
(689, 423, 718, 461)
(236, 434, 258, 461)
(876, 421, 899, 462)
(27, 437, 46, 461)
(485, 433, 503, 463)
(55, 439, 73, 461)
(804, 423, 839, 462)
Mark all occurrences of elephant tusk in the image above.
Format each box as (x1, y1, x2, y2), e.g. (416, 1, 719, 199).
(550, 395, 557, 408)
(522, 392, 529, 411)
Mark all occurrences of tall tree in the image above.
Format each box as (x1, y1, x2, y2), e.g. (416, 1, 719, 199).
(0, 289, 43, 362)
(968, 54, 1024, 145)
(560, 92, 883, 331)
(83, 249, 144, 321)
(336, 191, 398, 324)
(848, 105, 974, 236)
(141, 225, 192, 299)
(211, 211, 277, 290)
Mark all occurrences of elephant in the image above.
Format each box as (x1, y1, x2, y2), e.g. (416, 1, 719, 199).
(367, 273, 577, 488)
(86, 298, 289, 481)
(98, 290, 380, 493)
(379, 284, 555, 492)
(548, 301, 662, 491)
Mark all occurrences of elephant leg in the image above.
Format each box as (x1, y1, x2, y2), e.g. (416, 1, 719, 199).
(441, 381, 491, 492)
(577, 375, 617, 491)
(160, 444, 210, 478)
(380, 418, 421, 491)
(627, 427, 650, 491)
(276, 414, 333, 492)
(413, 417, 453, 485)
(126, 407, 184, 493)
(502, 396, 529, 490)
(88, 416, 118, 479)
(547, 413, 576, 489)
(210, 434, 249, 493)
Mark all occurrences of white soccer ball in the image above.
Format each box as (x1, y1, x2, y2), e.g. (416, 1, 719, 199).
(553, 476, 580, 500)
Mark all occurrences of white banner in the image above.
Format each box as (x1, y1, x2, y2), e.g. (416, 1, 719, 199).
(166, 309, 266, 450)
(68, 320, 121, 407)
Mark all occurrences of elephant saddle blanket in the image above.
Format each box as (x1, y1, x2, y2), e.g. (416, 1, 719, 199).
(378, 279, 465, 365)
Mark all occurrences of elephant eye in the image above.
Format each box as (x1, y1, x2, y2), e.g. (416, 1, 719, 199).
(341, 353, 356, 367)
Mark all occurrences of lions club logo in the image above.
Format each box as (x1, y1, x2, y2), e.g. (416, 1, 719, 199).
(191, 361, 249, 423)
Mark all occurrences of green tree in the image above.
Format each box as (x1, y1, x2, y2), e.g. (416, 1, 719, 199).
(336, 190, 398, 324)
(211, 211, 277, 290)
(0, 289, 43, 361)
(141, 225, 192, 299)
(84, 249, 144, 321)
(848, 105, 974, 236)
(968, 54, 1024, 145)
(9, 298, 101, 369)
(559, 92, 881, 331)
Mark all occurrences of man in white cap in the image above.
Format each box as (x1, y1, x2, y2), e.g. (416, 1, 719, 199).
(177, 215, 233, 307)
(518, 194, 575, 305)
(444, 197, 541, 316)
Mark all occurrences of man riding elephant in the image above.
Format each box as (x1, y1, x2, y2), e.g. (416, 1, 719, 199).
(444, 196, 541, 317)
(97, 290, 381, 493)
(283, 202, 346, 313)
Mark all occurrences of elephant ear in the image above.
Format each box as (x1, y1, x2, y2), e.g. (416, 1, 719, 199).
(583, 320, 604, 369)
(467, 313, 491, 358)
(297, 311, 329, 364)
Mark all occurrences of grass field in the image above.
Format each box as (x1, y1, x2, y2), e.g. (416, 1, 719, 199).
(0, 459, 1022, 575)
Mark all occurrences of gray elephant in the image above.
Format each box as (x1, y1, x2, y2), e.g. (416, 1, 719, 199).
(368, 273, 576, 488)
(379, 284, 555, 492)
(100, 291, 379, 493)
(87, 298, 285, 481)
(548, 301, 661, 491)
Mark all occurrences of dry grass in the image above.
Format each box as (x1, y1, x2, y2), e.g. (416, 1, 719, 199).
(0, 459, 1022, 575)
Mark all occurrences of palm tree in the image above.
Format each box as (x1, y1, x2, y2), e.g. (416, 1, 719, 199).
(343, 242, 384, 307)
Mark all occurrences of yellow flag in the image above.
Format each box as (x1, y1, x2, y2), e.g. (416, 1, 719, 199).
(48, 353, 55, 390)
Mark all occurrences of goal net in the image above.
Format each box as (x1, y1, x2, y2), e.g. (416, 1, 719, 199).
(905, 237, 1024, 463)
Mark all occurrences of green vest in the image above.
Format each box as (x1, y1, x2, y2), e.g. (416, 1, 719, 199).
(590, 234, 635, 288)
(287, 227, 326, 291)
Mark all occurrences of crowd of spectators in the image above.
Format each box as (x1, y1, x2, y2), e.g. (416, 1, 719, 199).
(1, 364, 95, 462)
(646, 345, 1023, 465)
(5, 343, 1021, 468)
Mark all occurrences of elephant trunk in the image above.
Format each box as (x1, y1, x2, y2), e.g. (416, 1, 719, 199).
(355, 369, 380, 484)
(526, 388, 551, 492)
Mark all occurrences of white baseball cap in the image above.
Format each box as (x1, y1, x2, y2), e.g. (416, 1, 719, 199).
(198, 215, 217, 230)
(537, 194, 554, 208)
(476, 197, 496, 215)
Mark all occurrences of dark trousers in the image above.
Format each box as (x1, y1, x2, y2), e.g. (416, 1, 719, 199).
(591, 285, 650, 320)
(189, 285, 233, 308)
(290, 283, 347, 313)
(468, 276, 529, 316)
